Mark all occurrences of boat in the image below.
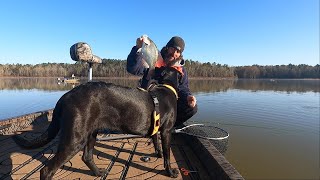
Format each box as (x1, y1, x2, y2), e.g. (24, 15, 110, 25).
(0, 110, 243, 179)
(60, 78, 80, 83)
(57, 74, 80, 84)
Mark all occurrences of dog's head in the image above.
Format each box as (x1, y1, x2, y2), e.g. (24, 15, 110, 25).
(155, 67, 181, 90)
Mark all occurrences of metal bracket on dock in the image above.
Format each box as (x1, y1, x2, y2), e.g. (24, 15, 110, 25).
(96, 134, 143, 141)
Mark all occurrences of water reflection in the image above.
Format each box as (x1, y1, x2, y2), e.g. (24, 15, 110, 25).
(0, 78, 319, 93)
(0, 78, 76, 90)
(232, 79, 320, 93)
(189, 79, 320, 93)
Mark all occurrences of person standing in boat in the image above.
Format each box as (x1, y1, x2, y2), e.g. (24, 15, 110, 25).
(126, 36, 197, 127)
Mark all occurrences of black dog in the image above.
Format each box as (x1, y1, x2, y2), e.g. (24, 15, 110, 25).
(14, 67, 180, 179)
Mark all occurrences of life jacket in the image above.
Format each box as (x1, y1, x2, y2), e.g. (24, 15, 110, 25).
(155, 58, 184, 76)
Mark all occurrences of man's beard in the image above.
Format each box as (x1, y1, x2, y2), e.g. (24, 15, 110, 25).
(164, 53, 181, 67)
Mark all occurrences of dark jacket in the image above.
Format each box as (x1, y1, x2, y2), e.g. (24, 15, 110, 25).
(126, 46, 192, 101)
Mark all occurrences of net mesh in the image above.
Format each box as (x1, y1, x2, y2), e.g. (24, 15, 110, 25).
(184, 122, 229, 154)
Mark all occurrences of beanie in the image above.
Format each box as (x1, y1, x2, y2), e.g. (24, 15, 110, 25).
(166, 36, 185, 53)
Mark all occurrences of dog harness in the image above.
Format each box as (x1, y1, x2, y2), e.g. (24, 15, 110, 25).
(137, 84, 178, 136)
(157, 84, 178, 99)
(149, 91, 160, 136)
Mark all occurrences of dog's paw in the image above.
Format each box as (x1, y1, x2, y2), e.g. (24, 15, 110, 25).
(168, 168, 179, 178)
(93, 168, 107, 177)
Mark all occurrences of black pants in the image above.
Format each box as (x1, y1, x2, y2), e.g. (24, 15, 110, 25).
(175, 99, 198, 127)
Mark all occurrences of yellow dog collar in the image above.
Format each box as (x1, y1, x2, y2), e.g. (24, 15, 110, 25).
(160, 84, 178, 99)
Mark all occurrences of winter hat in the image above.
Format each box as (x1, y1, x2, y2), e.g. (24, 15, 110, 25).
(166, 36, 185, 53)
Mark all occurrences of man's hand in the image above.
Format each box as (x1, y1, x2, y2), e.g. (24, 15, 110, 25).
(136, 37, 143, 49)
(187, 95, 197, 108)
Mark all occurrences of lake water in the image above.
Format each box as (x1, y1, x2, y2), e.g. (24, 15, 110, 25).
(0, 78, 319, 179)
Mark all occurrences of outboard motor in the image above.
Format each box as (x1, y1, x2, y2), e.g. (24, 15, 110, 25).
(70, 42, 102, 81)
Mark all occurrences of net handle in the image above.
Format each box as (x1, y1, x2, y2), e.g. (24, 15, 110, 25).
(97, 123, 230, 141)
(174, 124, 205, 132)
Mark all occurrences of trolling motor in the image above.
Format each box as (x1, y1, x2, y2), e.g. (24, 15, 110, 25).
(70, 42, 102, 81)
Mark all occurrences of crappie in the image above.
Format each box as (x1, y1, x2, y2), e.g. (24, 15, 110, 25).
(138, 35, 163, 70)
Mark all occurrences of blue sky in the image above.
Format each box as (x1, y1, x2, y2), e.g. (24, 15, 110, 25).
(0, 0, 318, 66)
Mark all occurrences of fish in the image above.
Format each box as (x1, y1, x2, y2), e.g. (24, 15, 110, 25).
(137, 35, 163, 78)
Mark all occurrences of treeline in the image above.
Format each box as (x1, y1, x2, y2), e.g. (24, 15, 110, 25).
(0, 59, 130, 78)
(235, 64, 320, 79)
(0, 59, 319, 78)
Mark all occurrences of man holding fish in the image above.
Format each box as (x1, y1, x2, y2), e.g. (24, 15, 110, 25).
(127, 35, 197, 127)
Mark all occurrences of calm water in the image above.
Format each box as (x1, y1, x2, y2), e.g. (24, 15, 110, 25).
(0, 78, 319, 179)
